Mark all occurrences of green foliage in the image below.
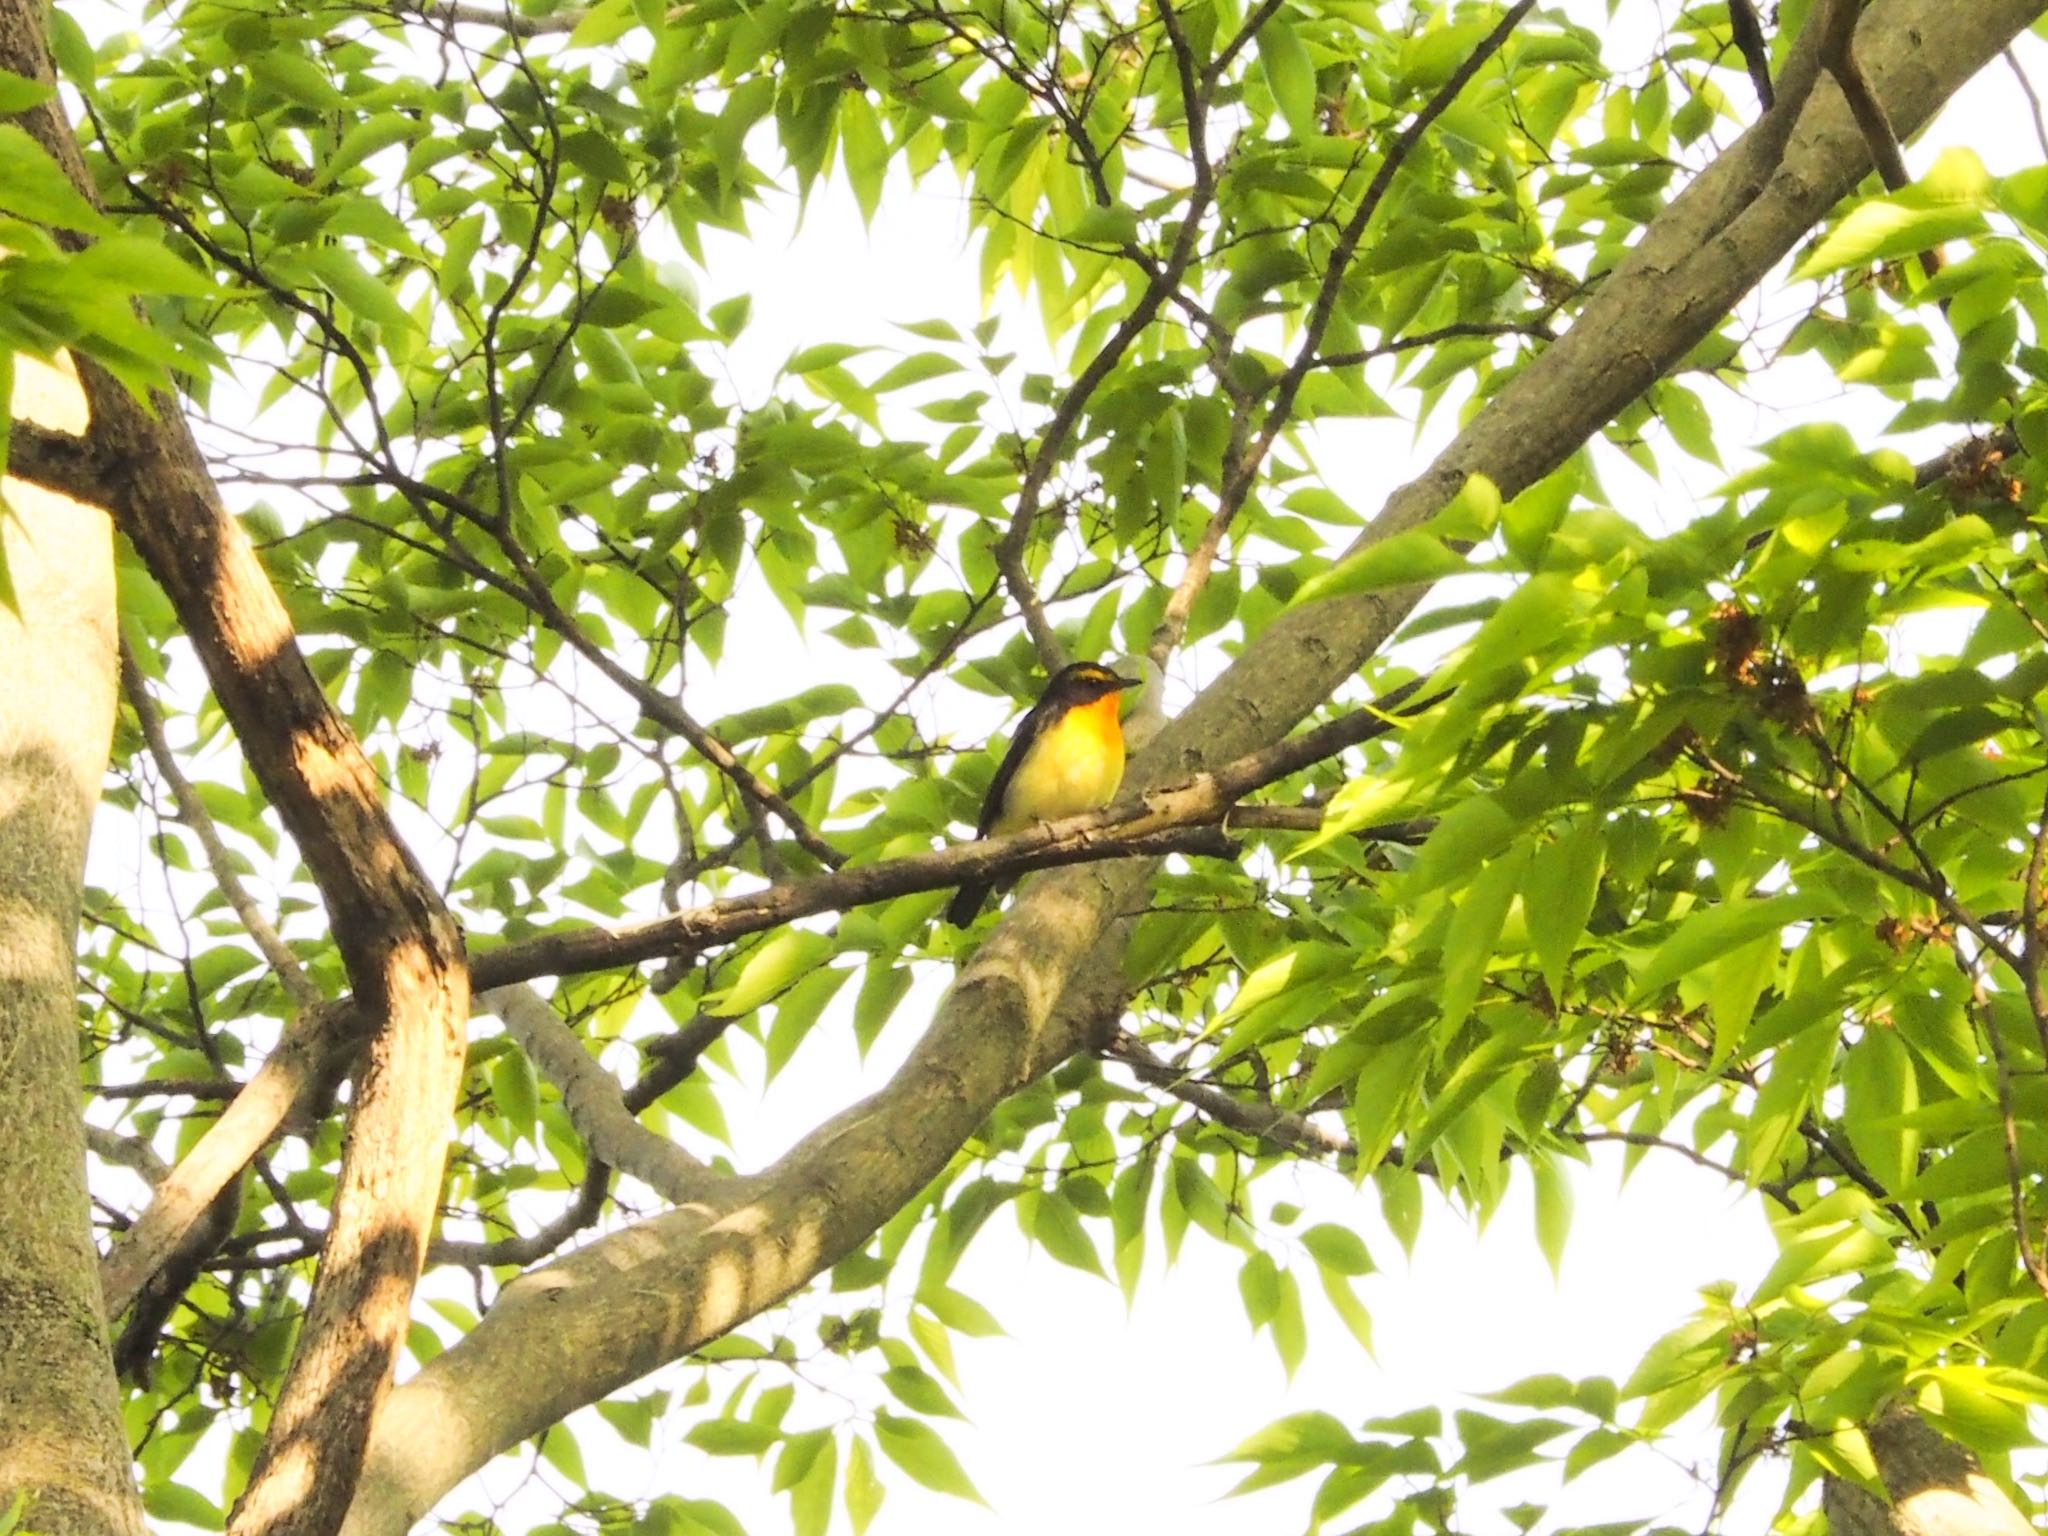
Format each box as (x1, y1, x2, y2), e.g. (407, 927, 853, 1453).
(42, 0, 2048, 1531)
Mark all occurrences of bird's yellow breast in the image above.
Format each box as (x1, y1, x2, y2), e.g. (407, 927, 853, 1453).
(991, 693, 1126, 835)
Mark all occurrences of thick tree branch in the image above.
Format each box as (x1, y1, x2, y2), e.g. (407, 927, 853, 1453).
(94, 696, 1422, 1313)
(1823, 1405, 2034, 1536)
(98, 1001, 361, 1319)
(0, 185, 145, 1536)
(332, 8, 2045, 1532)
(96, 347, 472, 1536)
(6, 60, 471, 1536)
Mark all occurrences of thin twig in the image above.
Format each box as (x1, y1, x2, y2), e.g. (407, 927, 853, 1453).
(1727, 0, 1775, 110)
(1148, 1, 1538, 666)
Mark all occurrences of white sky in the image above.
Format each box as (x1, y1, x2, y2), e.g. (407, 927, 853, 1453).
(67, 2, 2048, 1533)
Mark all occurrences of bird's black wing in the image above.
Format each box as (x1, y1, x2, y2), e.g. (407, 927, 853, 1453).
(974, 692, 1055, 838)
(947, 692, 1058, 927)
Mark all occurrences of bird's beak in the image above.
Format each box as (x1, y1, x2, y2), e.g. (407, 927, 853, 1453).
(1114, 675, 1142, 690)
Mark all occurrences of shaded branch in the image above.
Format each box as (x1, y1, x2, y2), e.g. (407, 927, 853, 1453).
(1106, 1032, 1355, 1159)
(1728, 0, 1775, 110)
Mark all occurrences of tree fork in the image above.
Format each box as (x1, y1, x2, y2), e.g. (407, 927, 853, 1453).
(0, 8, 472, 1533)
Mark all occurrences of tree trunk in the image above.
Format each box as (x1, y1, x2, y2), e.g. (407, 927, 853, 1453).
(0, 352, 142, 1535)
(1823, 1407, 2034, 1536)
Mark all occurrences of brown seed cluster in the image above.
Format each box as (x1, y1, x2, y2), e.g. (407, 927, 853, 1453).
(1946, 435, 2023, 505)
(1874, 913, 1951, 951)
(1707, 601, 1811, 730)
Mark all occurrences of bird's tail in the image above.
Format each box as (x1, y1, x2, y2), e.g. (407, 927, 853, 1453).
(945, 881, 991, 927)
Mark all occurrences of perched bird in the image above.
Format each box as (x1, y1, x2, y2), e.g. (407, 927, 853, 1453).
(945, 660, 1143, 927)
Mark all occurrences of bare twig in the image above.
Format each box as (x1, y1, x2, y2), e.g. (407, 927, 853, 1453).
(2008, 48, 2048, 161)
(398, 0, 597, 36)
(1149, 1, 1538, 666)
(1728, 0, 1775, 110)
(1107, 1032, 1355, 1158)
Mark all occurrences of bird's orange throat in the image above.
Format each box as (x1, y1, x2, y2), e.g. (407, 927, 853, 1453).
(1070, 691, 1127, 750)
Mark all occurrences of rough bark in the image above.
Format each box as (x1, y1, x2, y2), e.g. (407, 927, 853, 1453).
(1823, 1407, 2035, 1536)
(333, 1, 2046, 1531)
(0, 6, 472, 1533)
(77, 343, 472, 1536)
(0, 352, 143, 1535)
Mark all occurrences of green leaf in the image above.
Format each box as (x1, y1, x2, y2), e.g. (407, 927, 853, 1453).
(320, 113, 419, 188)
(1452, 1410, 1572, 1482)
(561, 129, 634, 185)
(686, 1418, 781, 1456)
(297, 245, 416, 339)
(764, 964, 851, 1080)
(880, 1364, 963, 1418)
(143, 1484, 224, 1531)
(1219, 1409, 1355, 1466)
(786, 343, 869, 375)
(845, 1436, 884, 1535)
(1272, 1266, 1307, 1377)
(65, 235, 215, 298)
(1524, 819, 1604, 999)
(0, 124, 110, 233)
(1300, 1223, 1373, 1276)
(921, 1286, 1003, 1337)
(1028, 1187, 1105, 1278)
(1532, 1156, 1571, 1278)
(1436, 843, 1530, 1036)
(873, 1412, 987, 1504)
(1239, 1249, 1280, 1328)
(840, 90, 887, 223)
(1319, 1267, 1375, 1354)
(1796, 171, 1989, 280)
(708, 928, 834, 1018)
(1293, 528, 1467, 607)
(1632, 893, 1828, 1001)
(1257, 18, 1319, 141)
(852, 959, 912, 1054)
(539, 1424, 588, 1486)
(789, 1432, 836, 1536)
(489, 1046, 539, 1147)
(0, 69, 51, 113)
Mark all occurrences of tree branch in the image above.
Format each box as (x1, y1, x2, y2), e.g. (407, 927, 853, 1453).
(1105, 1033, 1355, 1159)
(331, 10, 2047, 1520)
(94, 693, 1427, 1314)
(7, 91, 472, 1535)
(482, 986, 707, 1205)
(1728, 0, 1775, 110)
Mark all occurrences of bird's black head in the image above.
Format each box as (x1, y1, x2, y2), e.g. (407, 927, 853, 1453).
(1047, 661, 1142, 701)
